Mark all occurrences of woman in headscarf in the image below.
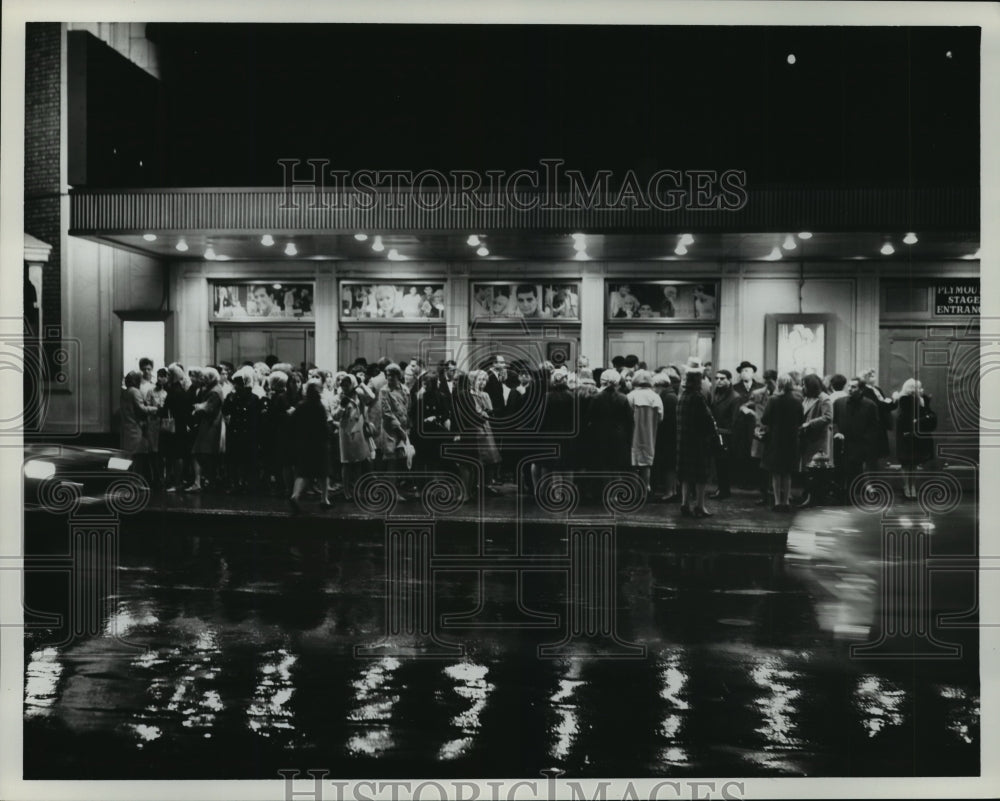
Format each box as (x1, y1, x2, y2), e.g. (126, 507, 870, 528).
(626, 370, 664, 495)
(333, 372, 376, 501)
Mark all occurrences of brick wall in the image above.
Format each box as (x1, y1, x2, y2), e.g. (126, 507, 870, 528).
(24, 22, 62, 346)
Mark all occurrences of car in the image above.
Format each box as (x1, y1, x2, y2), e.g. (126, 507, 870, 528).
(784, 499, 978, 660)
(23, 443, 147, 514)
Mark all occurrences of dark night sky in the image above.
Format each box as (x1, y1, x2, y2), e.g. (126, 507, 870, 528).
(88, 24, 980, 187)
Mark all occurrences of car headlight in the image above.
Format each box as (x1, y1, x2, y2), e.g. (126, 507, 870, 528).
(24, 460, 57, 480)
(107, 457, 132, 471)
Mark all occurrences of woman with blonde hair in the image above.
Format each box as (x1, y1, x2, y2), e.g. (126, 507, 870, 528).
(626, 369, 663, 494)
(893, 378, 935, 499)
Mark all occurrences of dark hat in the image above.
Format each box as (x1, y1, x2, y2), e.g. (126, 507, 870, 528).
(736, 360, 758, 373)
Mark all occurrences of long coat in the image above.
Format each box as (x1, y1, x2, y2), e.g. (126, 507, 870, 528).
(191, 385, 225, 455)
(745, 385, 774, 459)
(833, 394, 881, 466)
(292, 398, 329, 479)
(800, 392, 833, 469)
(732, 379, 764, 463)
(860, 384, 896, 457)
(761, 392, 804, 474)
(627, 387, 664, 467)
(676, 388, 717, 482)
(653, 385, 678, 473)
(335, 388, 375, 464)
(895, 394, 935, 467)
(120, 387, 154, 454)
(540, 385, 577, 469)
(378, 384, 412, 457)
(587, 386, 633, 471)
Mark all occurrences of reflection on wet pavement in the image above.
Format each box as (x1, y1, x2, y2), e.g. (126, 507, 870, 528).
(22, 523, 979, 779)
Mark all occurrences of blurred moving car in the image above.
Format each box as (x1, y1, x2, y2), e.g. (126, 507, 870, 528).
(784, 500, 978, 658)
(23, 444, 144, 512)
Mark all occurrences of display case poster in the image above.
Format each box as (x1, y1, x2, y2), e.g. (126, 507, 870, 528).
(606, 282, 717, 320)
(212, 282, 315, 320)
(470, 282, 580, 320)
(340, 282, 446, 320)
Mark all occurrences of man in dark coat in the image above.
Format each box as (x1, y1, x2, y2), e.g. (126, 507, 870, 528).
(587, 369, 634, 472)
(731, 360, 764, 487)
(709, 369, 741, 499)
(531, 369, 579, 493)
(833, 376, 882, 495)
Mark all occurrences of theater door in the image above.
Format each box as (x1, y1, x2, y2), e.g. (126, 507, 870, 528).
(214, 326, 315, 367)
(338, 327, 443, 368)
(605, 328, 715, 370)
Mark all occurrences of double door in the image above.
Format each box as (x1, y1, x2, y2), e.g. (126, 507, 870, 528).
(605, 328, 715, 371)
(214, 326, 316, 368)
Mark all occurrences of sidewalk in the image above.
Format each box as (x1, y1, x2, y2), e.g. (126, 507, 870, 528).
(143, 483, 792, 536)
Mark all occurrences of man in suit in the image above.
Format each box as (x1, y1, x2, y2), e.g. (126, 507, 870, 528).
(731, 360, 763, 487)
(833, 376, 882, 497)
(710, 370, 741, 499)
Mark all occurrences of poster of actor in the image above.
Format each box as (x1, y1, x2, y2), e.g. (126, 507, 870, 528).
(607, 282, 717, 320)
(471, 282, 580, 319)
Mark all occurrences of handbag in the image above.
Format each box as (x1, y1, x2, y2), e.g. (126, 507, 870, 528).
(160, 409, 176, 434)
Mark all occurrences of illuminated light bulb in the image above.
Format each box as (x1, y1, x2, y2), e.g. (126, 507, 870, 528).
(284, 242, 297, 256)
(674, 244, 688, 256)
(962, 249, 980, 260)
(467, 234, 481, 247)
(143, 233, 157, 242)
(946, 51, 953, 59)
(175, 240, 189, 252)
(679, 233, 694, 246)
(354, 233, 368, 242)
(387, 248, 408, 261)
(763, 246, 783, 261)
(571, 232, 586, 241)
(204, 245, 216, 261)
(798, 232, 813, 240)
(261, 234, 274, 246)
(573, 238, 588, 252)
(783, 234, 797, 250)
(880, 242, 895, 256)
(214, 255, 230, 261)
(787, 53, 796, 65)
(574, 250, 590, 261)
(477, 246, 489, 257)
(903, 232, 918, 245)
(273, 283, 282, 290)
(371, 236, 385, 253)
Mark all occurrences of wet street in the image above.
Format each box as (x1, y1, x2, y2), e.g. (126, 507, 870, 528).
(22, 514, 979, 779)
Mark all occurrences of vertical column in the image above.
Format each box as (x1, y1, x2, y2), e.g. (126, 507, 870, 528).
(314, 267, 338, 372)
(850, 515, 960, 659)
(447, 267, 469, 360)
(579, 265, 605, 366)
(717, 270, 741, 376)
(540, 526, 644, 658)
(854, 273, 880, 376)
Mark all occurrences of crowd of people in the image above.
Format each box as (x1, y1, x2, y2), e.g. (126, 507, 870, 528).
(118, 352, 937, 515)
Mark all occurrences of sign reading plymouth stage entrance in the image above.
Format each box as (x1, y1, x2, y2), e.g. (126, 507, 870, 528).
(935, 280, 980, 316)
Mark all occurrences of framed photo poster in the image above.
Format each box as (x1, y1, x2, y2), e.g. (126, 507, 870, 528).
(764, 313, 836, 377)
(470, 281, 580, 320)
(606, 281, 718, 321)
(212, 281, 315, 321)
(340, 282, 446, 321)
